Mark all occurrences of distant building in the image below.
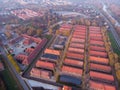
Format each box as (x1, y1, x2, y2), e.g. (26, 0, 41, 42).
(11, 9, 39, 20)
(22, 34, 42, 44)
(56, 24, 72, 36)
(23, 38, 33, 45)
(9, 36, 23, 45)
(25, 48, 34, 54)
(16, 54, 28, 65)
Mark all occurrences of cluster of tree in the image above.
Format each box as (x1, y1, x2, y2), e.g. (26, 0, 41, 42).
(5, 24, 43, 37)
(15, 25, 43, 36)
(101, 27, 118, 66)
(49, 24, 60, 34)
(4, 11, 62, 37)
(102, 27, 120, 89)
(72, 18, 98, 26)
(23, 12, 61, 29)
(7, 54, 21, 73)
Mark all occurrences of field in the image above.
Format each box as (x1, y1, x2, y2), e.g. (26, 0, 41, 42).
(0, 55, 21, 90)
(108, 31, 120, 55)
(1, 69, 19, 90)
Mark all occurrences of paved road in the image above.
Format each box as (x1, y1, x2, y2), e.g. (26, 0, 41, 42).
(0, 46, 30, 90)
(103, 13, 120, 48)
(104, 5, 120, 26)
(90, 5, 120, 50)
(101, 4, 120, 50)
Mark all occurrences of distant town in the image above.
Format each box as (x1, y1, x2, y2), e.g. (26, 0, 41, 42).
(0, 0, 120, 90)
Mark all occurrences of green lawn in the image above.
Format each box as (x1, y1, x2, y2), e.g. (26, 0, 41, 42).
(107, 31, 120, 55)
(1, 69, 19, 90)
(0, 56, 20, 90)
